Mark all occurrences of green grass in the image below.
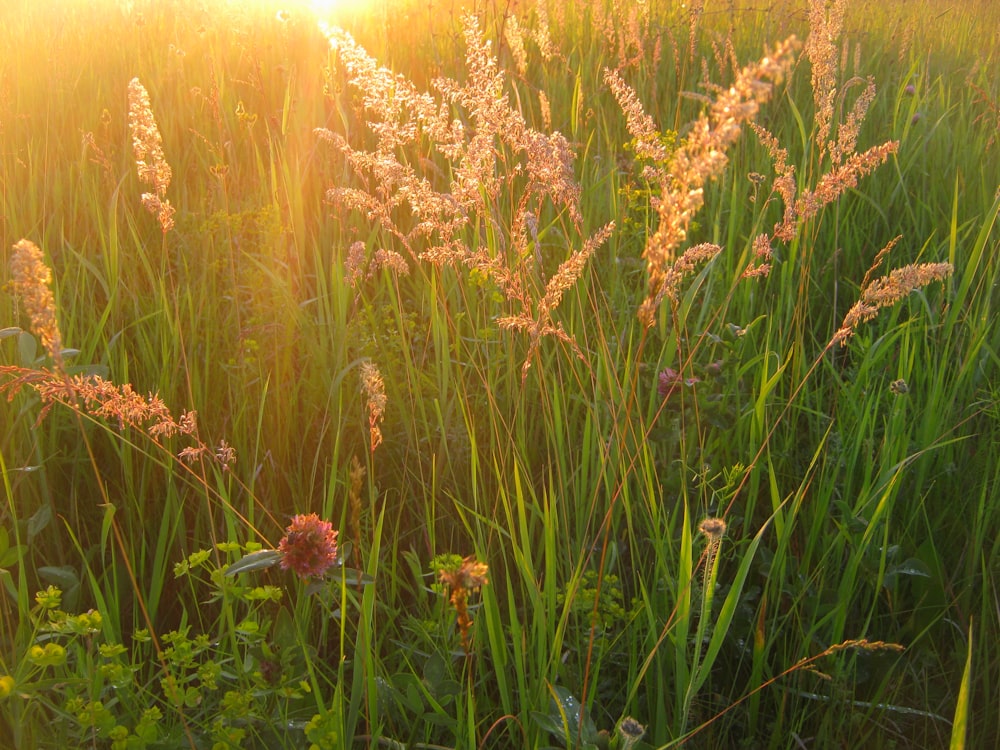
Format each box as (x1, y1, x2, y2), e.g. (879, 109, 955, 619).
(2, 0, 999, 747)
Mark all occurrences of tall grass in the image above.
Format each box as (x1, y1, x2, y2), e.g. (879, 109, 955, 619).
(2, 0, 998, 747)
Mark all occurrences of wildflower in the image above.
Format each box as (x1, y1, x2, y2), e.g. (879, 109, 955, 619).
(0, 675, 14, 699)
(27, 643, 67, 668)
(699, 517, 727, 541)
(658, 367, 700, 400)
(9, 240, 64, 366)
(617, 717, 646, 750)
(438, 555, 489, 655)
(904, 84, 916, 95)
(278, 514, 339, 580)
(34, 584, 62, 610)
(890, 378, 909, 395)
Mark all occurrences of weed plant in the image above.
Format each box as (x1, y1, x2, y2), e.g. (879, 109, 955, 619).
(1, 0, 998, 747)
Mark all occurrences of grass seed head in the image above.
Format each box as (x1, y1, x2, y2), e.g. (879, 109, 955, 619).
(9, 239, 63, 366)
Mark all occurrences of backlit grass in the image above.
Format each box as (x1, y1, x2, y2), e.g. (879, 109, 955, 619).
(2, 0, 998, 747)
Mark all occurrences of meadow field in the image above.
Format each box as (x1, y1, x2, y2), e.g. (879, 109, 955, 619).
(1, 0, 999, 746)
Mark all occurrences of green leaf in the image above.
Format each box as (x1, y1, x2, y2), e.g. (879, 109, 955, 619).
(38, 564, 79, 591)
(224, 549, 282, 576)
(423, 652, 447, 691)
(0, 542, 25, 569)
(532, 685, 600, 748)
(18, 331, 37, 365)
(950, 620, 973, 750)
(27, 503, 52, 540)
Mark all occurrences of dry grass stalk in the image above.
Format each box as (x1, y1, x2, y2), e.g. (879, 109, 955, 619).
(127, 77, 175, 234)
(9, 240, 63, 367)
(504, 13, 528, 77)
(348, 455, 366, 550)
(498, 222, 615, 380)
(830, 76, 876, 166)
(834, 237, 952, 346)
(359, 360, 386, 453)
(603, 68, 670, 176)
(805, 0, 847, 160)
(320, 15, 602, 373)
(632, 37, 799, 325)
(532, 0, 556, 61)
(0, 366, 235, 470)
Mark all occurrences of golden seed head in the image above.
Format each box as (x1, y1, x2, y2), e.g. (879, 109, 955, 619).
(9, 239, 63, 365)
(360, 360, 387, 453)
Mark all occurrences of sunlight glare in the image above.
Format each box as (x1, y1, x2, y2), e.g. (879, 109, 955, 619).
(269, 0, 377, 22)
(306, 0, 375, 19)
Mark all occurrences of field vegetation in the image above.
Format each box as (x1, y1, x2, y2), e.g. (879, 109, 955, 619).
(1, 0, 999, 747)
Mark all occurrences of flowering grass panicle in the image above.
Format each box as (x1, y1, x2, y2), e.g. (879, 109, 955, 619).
(830, 75, 877, 166)
(633, 37, 799, 325)
(748, 123, 798, 243)
(278, 514, 339, 580)
(498, 222, 615, 379)
(320, 14, 602, 375)
(792, 141, 900, 226)
(0, 365, 237, 471)
(748, 36, 896, 275)
(9, 239, 63, 366)
(504, 14, 528, 77)
(603, 68, 670, 174)
(834, 237, 953, 345)
(532, 0, 556, 61)
(127, 77, 175, 233)
(806, 0, 847, 159)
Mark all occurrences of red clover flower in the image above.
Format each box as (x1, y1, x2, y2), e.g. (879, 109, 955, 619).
(278, 514, 339, 580)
